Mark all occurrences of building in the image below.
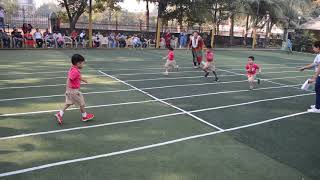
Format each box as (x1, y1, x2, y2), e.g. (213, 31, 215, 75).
(18, 0, 35, 14)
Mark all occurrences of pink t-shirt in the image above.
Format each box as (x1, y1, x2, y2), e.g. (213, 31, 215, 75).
(246, 63, 260, 75)
(168, 50, 174, 61)
(68, 66, 81, 89)
(206, 50, 214, 62)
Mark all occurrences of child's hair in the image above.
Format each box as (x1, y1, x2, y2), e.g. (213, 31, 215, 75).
(168, 46, 174, 51)
(314, 41, 320, 48)
(71, 54, 85, 65)
(248, 56, 255, 61)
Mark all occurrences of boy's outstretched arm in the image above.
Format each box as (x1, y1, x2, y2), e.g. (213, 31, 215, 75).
(309, 64, 320, 83)
(300, 63, 315, 71)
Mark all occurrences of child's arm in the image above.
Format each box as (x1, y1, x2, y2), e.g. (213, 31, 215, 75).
(300, 63, 315, 71)
(81, 76, 88, 84)
(309, 64, 320, 83)
(258, 65, 262, 74)
(162, 55, 168, 60)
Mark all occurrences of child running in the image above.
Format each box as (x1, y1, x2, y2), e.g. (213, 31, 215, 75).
(55, 54, 94, 125)
(203, 45, 219, 81)
(299, 41, 320, 113)
(246, 56, 261, 90)
(163, 46, 179, 75)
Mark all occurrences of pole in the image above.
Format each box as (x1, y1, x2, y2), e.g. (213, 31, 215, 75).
(88, 0, 93, 48)
(156, 16, 162, 48)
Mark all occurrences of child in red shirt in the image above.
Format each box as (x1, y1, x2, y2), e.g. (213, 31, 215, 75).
(202, 45, 218, 81)
(55, 54, 94, 125)
(163, 46, 179, 75)
(246, 56, 261, 90)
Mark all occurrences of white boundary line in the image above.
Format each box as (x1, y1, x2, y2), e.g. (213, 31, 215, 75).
(0, 111, 309, 177)
(0, 85, 311, 140)
(0, 68, 310, 82)
(98, 70, 224, 131)
(0, 72, 311, 91)
(0, 74, 310, 102)
(0, 63, 306, 76)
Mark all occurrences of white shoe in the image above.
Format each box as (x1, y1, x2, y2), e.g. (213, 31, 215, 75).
(307, 107, 320, 113)
(310, 105, 316, 109)
(193, 66, 198, 69)
(176, 65, 179, 71)
(163, 71, 169, 76)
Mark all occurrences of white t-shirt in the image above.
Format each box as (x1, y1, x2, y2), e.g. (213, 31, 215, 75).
(0, 10, 4, 18)
(313, 54, 320, 76)
(34, 32, 42, 39)
(80, 32, 85, 38)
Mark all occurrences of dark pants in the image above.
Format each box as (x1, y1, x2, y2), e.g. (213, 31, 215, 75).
(0, 17, 4, 30)
(2, 38, 10, 48)
(316, 76, 320, 109)
(36, 39, 43, 48)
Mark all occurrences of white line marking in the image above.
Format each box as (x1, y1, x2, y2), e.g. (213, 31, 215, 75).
(190, 93, 314, 113)
(0, 84, 311, 117)
(0, 63, 305, 76)
(0, 111, 308, 177)
(0, 112, 185, 140)
(0, 84, 310, 141)
(98, 70, 224, 131)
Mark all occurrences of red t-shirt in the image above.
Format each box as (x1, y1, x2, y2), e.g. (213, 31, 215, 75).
(168, 50, 174, 61)
(68, 66, 81, 89)
(206, 50, 214, 62)
(246, 63, 260, 75)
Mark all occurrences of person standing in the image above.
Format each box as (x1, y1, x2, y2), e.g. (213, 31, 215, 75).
(188, 31, 204, 68)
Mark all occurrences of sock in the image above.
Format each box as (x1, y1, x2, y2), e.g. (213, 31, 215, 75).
(59, 110, 64, 117)
(82, 112, 87, 118)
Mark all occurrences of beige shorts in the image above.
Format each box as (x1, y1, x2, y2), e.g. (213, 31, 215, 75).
(165, 60, 177, 69)
(65, 88, 85, 106)
(247, 74, 256, 82)
(203, 62, 215, 71)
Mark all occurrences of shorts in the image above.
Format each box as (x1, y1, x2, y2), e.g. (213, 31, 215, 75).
(165, 60, 177, 69)
(65, 88, 85, 106)
(203, 62, 215, 71)
(247, 74, 256, 81)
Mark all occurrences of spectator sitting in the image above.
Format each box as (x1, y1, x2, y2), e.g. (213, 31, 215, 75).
(45, 32, 55, 48)
(93, 33, 101, 48)
(56, 32, 64, 48)
(140, 35, 147, 48)
(11, 29, 23, 48)
(133, 35, 141, 48)
(43, 28, 50, 37)
(79, 30, 86, 46)
(24, 31, 35, 48)
(0, 6, 5, 30)
(22, 23, 28, 34)
(71, 30, 78, 46)
(0, 29, 10, 48)
(34, 28, 43, 48)
(119, 34, 126, 48)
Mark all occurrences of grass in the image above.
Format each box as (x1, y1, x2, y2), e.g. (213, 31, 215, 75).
(0, 49, 319, 180)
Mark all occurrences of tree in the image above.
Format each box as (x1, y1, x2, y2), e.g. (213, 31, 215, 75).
(0, 0, 18, 16)
(136, 0, 158, 32)
(58, 0, 123, 31)
(36, 3, 60, 16)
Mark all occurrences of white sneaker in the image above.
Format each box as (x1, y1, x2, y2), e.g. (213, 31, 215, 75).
(307, 107, 320, 113)
(193, 66, 198, 69)
(310, 105, 316, 109)
(163, 71, 169, 76)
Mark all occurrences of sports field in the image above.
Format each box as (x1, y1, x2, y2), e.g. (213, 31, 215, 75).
(0, 49, 319, 180)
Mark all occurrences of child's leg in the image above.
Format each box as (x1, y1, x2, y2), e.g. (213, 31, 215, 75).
(212, 70, 218, 80)
(192, 50, 197, 66)
(248, 75, 254, 89)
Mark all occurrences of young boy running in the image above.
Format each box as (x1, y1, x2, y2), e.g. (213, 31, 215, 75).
(203, 45, 219, 81)
(55, 54, 94, 124)
(300, 41, 320, 113)
(163, 46, 179, 75)
(246, 56, 261, 90)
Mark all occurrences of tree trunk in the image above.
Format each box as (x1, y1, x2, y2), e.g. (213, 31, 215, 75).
(146, 0, 149, 32)
(243, 14, 250, 47)
(229, 14, 235, 46)
(69, 20, 76, 32)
